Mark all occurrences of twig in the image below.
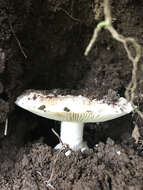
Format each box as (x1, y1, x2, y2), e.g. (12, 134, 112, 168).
(37, 129, 68, 189)
(51, 128, 67, 148)
(132, 123, 140, 143)
(58, 7, 81, 23)
(4, 118, 8, 136)
(8, 19, 27, 59)
(44, 148, 63, 190)
(84, 0, 142, 118)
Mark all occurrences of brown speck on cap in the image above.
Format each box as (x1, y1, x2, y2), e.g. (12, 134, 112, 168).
(33, 94, 37, 100)
(64, 107, 70, 112)
(38, 105, 46, 110)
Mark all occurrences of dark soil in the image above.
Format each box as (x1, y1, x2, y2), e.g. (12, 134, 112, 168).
(0, 0, 143, 189)
(1, 138, 143, 190)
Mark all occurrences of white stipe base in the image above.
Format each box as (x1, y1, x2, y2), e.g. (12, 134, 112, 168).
(55, 121, 88, 151)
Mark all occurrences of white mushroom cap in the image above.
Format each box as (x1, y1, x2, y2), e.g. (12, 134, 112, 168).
(15, 90, 133, 123)
(15, 89, 134, 151)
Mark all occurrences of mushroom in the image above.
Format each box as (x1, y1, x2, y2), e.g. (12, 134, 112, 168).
(15, 89, 133, 151)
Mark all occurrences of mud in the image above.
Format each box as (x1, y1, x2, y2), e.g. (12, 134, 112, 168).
(0, 0, 143, 189)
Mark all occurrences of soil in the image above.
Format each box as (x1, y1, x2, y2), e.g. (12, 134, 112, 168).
(0, 0, 143, 189)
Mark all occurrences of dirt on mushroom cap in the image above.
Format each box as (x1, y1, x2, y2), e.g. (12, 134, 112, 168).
(16, 90, 133, 122)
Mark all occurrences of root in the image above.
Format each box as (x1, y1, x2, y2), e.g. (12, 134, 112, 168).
(85, 0, 142, 119)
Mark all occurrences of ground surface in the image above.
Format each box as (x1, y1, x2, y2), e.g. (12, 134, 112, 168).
(0, 0, 143, 189)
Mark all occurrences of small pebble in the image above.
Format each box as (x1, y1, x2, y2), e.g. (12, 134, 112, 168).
(65, 150, 71, 156)
(116, 151, 121, 155)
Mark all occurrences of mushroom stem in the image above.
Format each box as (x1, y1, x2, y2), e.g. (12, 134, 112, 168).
(59, 121, 87, 151)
